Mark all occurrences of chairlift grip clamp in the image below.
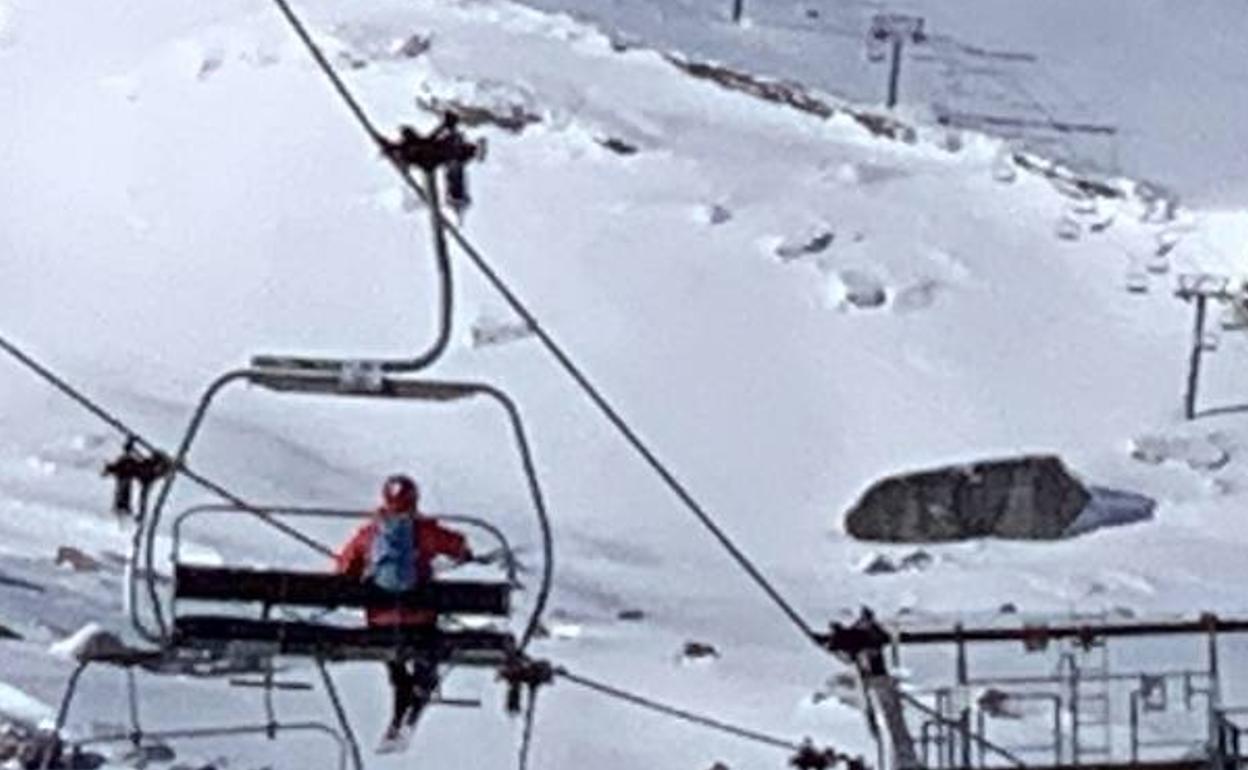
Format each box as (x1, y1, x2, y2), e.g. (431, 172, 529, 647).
(499, 657, 554, 715)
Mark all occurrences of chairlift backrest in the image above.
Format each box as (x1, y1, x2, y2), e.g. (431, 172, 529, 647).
(173, 565, 511, 615)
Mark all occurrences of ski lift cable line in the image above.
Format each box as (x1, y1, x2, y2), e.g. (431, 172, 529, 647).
(0, 331, 336, 638)
(517, 684, 541, 770)
(554, 666, 805, 752)
(0, 334, 332, 560)
(263, 0, 819, 642)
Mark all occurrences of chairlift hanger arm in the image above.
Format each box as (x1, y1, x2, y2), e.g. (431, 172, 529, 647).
(250, 118, 484, 376)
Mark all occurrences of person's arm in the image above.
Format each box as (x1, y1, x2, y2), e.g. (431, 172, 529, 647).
(335, 524, 372, 578)
(429, 524, 473, 563)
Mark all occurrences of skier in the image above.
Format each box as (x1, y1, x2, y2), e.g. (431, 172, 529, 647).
(335, 474, 475, 752)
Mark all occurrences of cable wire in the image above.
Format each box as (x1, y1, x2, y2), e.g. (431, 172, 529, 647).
(0, 332, 334, 642)
(518, 685, 541, 770)
(262, 0, 817, 643)
(555, 666, 803, 752)
(0, 334, 329, 556)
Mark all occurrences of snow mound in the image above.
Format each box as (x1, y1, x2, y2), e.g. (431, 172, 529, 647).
(0, 681, 53, 732)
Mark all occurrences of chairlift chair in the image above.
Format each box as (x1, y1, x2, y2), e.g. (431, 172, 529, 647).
(49, 366, 552, 770)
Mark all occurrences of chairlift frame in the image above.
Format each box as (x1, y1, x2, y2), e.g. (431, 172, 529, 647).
(45, 654, 355, 770)
(50, 366, 556, 770)
(131, 367, 553, 652)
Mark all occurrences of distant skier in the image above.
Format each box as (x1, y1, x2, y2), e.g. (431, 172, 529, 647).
(101, 437, 172, 524)
(335, 474, 475, 752)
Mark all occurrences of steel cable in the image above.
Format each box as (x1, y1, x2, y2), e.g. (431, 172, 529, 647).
(555, 666, 803, 752)
(263, 0, 817, 643)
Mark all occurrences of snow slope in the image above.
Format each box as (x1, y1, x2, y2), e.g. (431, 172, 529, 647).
(4, 0, 1248, 767)
(511, 0, 1248, 208)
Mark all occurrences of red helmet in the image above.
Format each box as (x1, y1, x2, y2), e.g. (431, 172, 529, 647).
(381, 474, 419, 513)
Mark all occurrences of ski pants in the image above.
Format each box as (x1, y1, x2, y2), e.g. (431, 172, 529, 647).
(386, 657, 439, 730)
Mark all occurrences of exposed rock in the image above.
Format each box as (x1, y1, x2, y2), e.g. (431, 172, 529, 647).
(978, 688, 1024, 719)
(839, 270, 887, 309)
(664, 55, 835, 119)
(54, 547, 101, 573)
(857, 549, 933, 575)
(1012, 152, 1123, 200)
(616, 609, 646, 622)
(597, 136, 639, 155)
(704, 204, 733, 225)
(392, 33, 431, 59)
(681, 641, 719, 661)
(775, 229, 834, 261)
(118, 742, 176, 767)
(898, 549, 933, 571)
(998, 603, 1018, 615)
(417, 95, 540, 133)
(1055, 215, 1081, 241)
(856, 553, 898, 575)
(844, 455, 1091, 543)
(852, 112, 917, 144)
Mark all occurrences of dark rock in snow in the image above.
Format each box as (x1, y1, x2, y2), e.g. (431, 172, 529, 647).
(418, 96, 541, 133)
(857, 553, 898, 575)
(898, 549, 933, 571)
(598, 136, 639, 155)
(775, 229, 834, 261)
(119, 742, 176, 766)
(664, 55, 835, 119)
(852, 112, 917, 144)
(393, 33, 431, 59)
(706, 204, 733, 225)
(55, 546, 102, 573)
(844, 455, 1092, 543)
(998, 603, 1018, 615)
(681, 641, 720, 660)
(978, 688, 1024, 719)
(616, 608, 646, 622)
(839, 270, 887, 309)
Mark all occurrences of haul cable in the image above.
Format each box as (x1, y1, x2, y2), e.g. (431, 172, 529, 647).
(264, 0, 817, 642)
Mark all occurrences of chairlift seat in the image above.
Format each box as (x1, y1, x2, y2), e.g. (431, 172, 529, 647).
(172, 566, 515, 665)
(174, 566, 510, 615)
(173, 616, 514, 665)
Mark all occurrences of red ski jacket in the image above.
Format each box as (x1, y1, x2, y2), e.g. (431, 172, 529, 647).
(335, 513, 471, 627)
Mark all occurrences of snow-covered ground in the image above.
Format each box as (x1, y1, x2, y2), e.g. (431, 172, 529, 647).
(4, 0, 1248, 767)
(510, 0, 1248, 209)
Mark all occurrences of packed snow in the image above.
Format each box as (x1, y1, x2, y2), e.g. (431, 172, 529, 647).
(3, 0, 1248, 768)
